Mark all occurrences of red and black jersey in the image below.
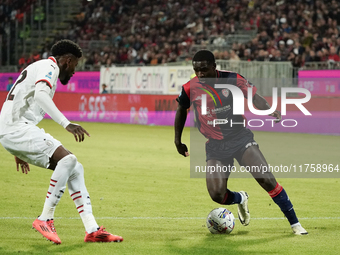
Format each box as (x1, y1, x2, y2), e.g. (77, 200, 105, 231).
(177, 70, 257, 140)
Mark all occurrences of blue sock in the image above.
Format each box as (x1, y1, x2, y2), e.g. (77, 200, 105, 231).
(271, 187, 299, 225)
(221, 190, 242, 205)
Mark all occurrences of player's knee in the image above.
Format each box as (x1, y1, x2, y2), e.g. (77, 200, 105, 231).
(68, 161, 84, 181)
(61, 154, 77, 170)
(256, 178, 276, 192)
(74, 162, 84, 174)
(208, 188, 225, 204)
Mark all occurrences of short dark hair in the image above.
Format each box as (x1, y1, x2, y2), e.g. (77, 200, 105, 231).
(51, 39, 83, 58)
(192, 50, 215, 64)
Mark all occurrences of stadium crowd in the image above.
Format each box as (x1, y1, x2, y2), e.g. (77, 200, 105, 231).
(2, 0, 340, 70)
(0, 0, 38, 67)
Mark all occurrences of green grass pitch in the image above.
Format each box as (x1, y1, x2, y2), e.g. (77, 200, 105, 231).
(0, 119, 339, 255)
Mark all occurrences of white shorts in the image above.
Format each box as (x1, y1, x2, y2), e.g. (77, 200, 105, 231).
(0, 124, 62, 168)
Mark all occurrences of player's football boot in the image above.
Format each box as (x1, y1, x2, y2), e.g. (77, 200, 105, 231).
(291, 223, 308, 235)
(238, 191, 250, 226)
(32, 218, 61, 244)
(84, 226, 123, 242)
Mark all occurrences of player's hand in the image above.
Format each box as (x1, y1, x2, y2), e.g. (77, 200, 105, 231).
(175, 142, 190, 157)
(15, 156, 30, 174)
(269, 110, 281, 123)
(66, 123, 90, 142)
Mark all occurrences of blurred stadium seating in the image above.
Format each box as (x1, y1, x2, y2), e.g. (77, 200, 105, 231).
(0, 0, 340, 73)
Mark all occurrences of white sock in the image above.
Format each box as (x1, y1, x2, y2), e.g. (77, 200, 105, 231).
(39, 154, 77, 221)
(239, 192, 245, 204)
(291, 222, 301, 228)
(68, 162, 99, 233)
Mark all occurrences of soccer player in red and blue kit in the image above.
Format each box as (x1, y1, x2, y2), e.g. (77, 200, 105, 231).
(174, 50, 308, 235)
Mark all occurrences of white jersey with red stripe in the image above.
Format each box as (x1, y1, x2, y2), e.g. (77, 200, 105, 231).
(0, 57, 59, 135)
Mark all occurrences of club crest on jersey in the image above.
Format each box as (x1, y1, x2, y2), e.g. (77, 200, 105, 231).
(45, 139, 54, 147)
(222, 89, 230, 98)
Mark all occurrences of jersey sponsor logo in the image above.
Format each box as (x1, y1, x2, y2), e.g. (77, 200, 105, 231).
(211, 105, 231, 113)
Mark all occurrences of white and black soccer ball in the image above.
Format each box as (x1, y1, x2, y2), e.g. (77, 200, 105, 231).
(206, 208, 235, 234)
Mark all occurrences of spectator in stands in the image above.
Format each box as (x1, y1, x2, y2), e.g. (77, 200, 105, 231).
(286, 39, 294, 51)
(31, 50, 41, 62)
(6, 77, 14, 92)
(277, 41, 288, 59)
(305, 50, 319, 62)
(229, 50, 240, 62)
(213, 36, 226, 46)
(316, 50, 326, 62)
(270, 49, 286, 62)
(149, 52, 159, 65)
(328, 46, 340, 62)
(255, 49, 263, 61)
(127, 46, 137, 64)
(41, 46, 50, 59)
(288, 51, 303, 68)
(101, 84, 108, 94)
(18, 53, 31, 72)
(104, 57, 113, 67)
(241, 49, 252, 61)
(301, 30, 314, 48)
(33, 5, 45, 29)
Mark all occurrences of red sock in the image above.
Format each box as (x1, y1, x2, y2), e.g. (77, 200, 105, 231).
(268, 182, 283, 198)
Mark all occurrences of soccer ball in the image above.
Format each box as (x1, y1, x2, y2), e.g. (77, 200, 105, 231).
(206, 208, 235, 234)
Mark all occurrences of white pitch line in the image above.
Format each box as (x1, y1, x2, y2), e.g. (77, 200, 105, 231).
(1, 216, 340, 220)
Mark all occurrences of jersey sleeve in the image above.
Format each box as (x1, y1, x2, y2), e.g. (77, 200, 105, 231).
(236, 73, 257, 98)
(176, 82, 191, 109)
(35, 81, 70, 128)
(34, 61, 58, 89)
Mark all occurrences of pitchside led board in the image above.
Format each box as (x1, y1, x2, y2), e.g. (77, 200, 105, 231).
(0, 72, 100, 94)
(99, 66, 194, 95)
(189, 76, 340, 179)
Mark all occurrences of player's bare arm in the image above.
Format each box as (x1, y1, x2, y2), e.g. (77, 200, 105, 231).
(252, 93, 281, 122)
(14, 156, 30, 174)
(174, 104, 189, 157)
(66, 123, 90, 142)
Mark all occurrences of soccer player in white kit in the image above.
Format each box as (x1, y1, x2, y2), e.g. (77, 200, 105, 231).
(0, 40, 123, 244)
